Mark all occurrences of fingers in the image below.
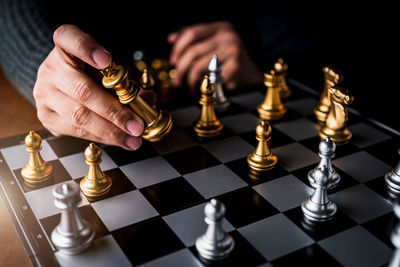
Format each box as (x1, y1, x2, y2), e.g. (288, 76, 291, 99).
(53, 24, 111, 69)
(186, 53, 214, 91)
(172, 37, 217, 87)
(50, 59, 144, 137)
(169, 21, 232, 65)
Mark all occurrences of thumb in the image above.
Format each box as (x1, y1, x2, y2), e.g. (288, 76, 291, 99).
(53, 24, 111, 69)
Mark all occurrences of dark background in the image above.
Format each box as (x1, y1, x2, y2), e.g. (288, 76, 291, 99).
(43, 0, 399, 132)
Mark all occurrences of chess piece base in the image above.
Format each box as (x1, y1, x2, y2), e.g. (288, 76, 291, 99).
(308, 171, 340, 190)
(319, 127, 352, 145)
(195, 234, 234, 261)
(51, 220, 94, 255)
(80, 175, 112, 198)
(194, 121, 224, 138)
(21, 164, 53, 184)
(247, 153, 277, 172)
(301, 198, 336, 222)
(385, 170, 400, 194)
(257, 104, 287, 120)
(142, 110, 173, 142)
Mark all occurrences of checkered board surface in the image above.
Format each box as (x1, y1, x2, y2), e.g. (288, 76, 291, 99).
(1, 80, 400, 267)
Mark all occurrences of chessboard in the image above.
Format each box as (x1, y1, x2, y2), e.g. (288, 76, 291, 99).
(0, 79, 399, 267)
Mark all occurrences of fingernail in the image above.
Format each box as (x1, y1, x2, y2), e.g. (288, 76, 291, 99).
(124, 136, 142, 150)
(92, 48, 111, 68)
(126, 119, 144, 137)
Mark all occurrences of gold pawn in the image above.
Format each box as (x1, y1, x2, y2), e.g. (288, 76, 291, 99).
(140, 69, 155, 90)
(274, 58, 292, 99)
(80, 143, 112, 197)
(257, 70, 287, 120)
(193, 75, 224, 137)
(247, 120, 277, 171)
(101, 62, 172, 142)
(319, 86, 354, 145)
(21, 131, 53, 184)
(314, 66, 343, 125)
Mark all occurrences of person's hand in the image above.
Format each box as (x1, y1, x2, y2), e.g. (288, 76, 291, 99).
(34, 24, 144, 150)
(168, 21, 263, 91)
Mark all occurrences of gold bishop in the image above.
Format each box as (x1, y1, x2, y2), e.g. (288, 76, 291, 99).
(80, 143, 112, 197)
(21, 131, 53, 184)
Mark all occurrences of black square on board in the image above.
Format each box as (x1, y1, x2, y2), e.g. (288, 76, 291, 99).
(74, 168, 136, 203)
(140, 177, 204, 216)
(225, 157, 288, 186)
(47, 136, 91, 158)
(112, 217, 185, 266)
(271, 243, 342, 267)
(103, 142, 158, 166)
(217, 187, 279, 228)
(40, 204, 109, 242)
(364, 176, 394, 202)
(164, 145, 220, 175)
(283, 206, 357, 242)
(215, 102, 247, 118)
(14, 159, 72, 193)
(189, 230, 267, 267)
(362, 212, 397, 249)
(365, 139, 400, 167)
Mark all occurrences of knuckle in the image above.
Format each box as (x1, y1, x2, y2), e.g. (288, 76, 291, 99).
(73, 125, 88, 138)
(36, 107, 47, 123)
(53, 24, 72, 44)
(71, 105, 91, 126)
(71, 33, 90, 53)
(105, 103, 125, 125)
(71, 79, 94, 103)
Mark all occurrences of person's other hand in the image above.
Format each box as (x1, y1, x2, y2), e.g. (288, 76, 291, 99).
(168, 21, 263, 91)
(34, 24, 144, 150)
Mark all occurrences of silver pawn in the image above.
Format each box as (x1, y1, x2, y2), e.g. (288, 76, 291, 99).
(51, 183, 94, 255)
(302, 165, 337, 222)
(309, 137, 340, 189)
(196, 199, 234, 261)
(385, 148, 400, 195)
(389, 201, 400, 267)
(208, 55, 230, 112)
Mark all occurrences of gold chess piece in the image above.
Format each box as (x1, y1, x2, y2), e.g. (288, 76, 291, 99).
(274, 58, 292, 99)
(247, 120, 277, 171)
(80, 143, 112, 197)
(319, 86, 354, 144)
(314, 66, 343, 125)
(257, 70, 287, 120)
(101, 62, 172, 142)
(193, 75, 224, 138)
(21, 131, 53, 184)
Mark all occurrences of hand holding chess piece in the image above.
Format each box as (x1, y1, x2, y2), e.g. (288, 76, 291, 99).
(21, 131, 53, 184)
(101, 61, 173, 142)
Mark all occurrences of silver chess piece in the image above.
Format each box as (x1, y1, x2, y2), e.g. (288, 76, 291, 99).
(389, 201, 400, 267)
(385, 148, 400, 195)
(208, 55, 230, 112)
(196, 199, 234, 261)
(51, 183, 94, 255)
(308, 137, 340, 189)
(302, 165, 337, 222)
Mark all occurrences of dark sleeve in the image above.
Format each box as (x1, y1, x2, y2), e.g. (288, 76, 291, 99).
(0, 0, 55, 105)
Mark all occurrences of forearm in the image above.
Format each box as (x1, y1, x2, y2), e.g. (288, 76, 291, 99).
(0, 0, 55, 104)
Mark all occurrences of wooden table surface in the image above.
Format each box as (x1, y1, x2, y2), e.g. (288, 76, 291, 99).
(0, 67, 43, 267)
